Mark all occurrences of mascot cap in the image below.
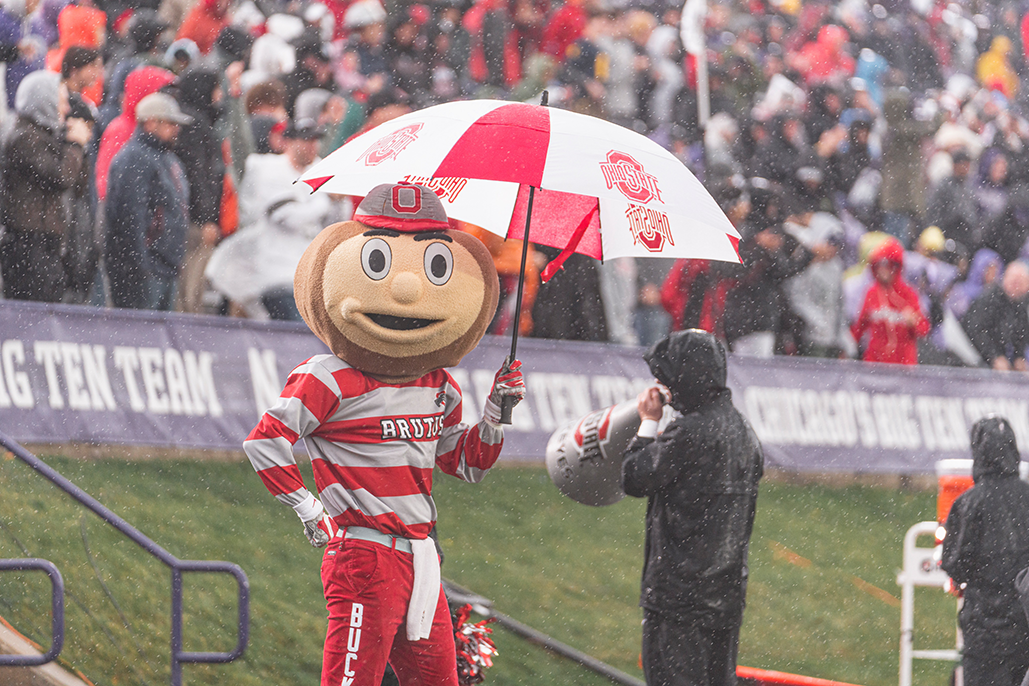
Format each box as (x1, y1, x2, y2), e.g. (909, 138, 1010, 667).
(354, 182, 450, 232)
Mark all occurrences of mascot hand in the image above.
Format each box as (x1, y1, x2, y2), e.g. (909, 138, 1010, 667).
(295, 496, 338, 548)
(303, 511, 338, 548)
(484, 358, 525, 425)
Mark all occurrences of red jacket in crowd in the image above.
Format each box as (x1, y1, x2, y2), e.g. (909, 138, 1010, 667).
(851, 239, 930, 365)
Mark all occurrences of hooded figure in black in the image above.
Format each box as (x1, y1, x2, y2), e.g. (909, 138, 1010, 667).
(942, 416, 1029, 686)
(721, 181, 812, 354)
(174, 69, 225, 234)
(173, 69, 227, 313)
(621, 329, 763, 686)
(1016, 566, 1029, 686)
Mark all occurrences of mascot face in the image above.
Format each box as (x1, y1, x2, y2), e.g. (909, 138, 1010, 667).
(295, 184, 499, 382)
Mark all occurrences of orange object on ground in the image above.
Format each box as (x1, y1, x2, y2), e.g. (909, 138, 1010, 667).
(936, 462, 974, 524)
(938, 476, 974, 523)
(737, 666, 865, 686)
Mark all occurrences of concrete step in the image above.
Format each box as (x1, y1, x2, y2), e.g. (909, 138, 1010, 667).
(0, 621, 91, 686)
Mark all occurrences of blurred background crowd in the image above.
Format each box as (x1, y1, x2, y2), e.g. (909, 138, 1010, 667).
(1, 0, 1029, 369)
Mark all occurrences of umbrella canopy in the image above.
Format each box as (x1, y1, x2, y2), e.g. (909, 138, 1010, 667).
(298, 99, 742, 269)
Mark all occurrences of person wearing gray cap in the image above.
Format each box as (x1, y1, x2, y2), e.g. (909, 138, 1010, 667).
(0, 71, 89, 302)
(103, 92, 193, 310)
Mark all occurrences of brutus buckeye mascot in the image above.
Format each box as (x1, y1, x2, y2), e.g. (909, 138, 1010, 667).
(243, 182, 525, 686)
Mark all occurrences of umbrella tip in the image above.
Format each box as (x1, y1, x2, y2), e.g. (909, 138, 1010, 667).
(540, 90, 549, 107)
(302, 175, 335, 193)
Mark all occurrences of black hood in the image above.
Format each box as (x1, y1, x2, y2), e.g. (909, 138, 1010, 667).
(176, 69, 221, 123)
(643, 329, 728, 414)
(971, 416, 1021, 482)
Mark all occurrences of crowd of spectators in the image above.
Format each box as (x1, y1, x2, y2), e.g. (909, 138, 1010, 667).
(1, 0, 1029, 369)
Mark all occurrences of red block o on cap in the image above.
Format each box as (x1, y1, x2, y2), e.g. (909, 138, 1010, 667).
(353, 182, 450, 232)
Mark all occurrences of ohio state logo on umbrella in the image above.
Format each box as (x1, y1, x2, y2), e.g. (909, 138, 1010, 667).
(402, 175, 469, 203)
(625, 204, 674, 252)
(360, 123, 424, 166)
(600, 151, 663, 204)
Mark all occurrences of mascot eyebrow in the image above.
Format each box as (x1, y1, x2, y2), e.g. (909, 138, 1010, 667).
(361, 228, 453, 243)
(413, 232, 453, 243)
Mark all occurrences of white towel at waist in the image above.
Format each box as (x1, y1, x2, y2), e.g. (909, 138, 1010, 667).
(407, 537, 440, 641)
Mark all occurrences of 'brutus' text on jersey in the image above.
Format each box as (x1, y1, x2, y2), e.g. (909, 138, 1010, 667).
(380, 415, 445, 440)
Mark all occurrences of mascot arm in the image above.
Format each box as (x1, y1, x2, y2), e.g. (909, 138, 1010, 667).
(243, 357, 342, 516)
(435, 392, 504, 484)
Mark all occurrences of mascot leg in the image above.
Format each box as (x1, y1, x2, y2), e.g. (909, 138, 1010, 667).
(388, 588, 458, 686)
(320, 540, 403, 686)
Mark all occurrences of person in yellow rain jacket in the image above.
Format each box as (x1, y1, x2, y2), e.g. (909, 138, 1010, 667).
(977, 36, 1019, 99)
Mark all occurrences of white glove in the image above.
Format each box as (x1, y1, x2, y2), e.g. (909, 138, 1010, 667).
(294, 495, 338, 548)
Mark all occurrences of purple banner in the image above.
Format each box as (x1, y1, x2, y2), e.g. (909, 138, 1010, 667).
(728, 357, 1029, 473)
(0, 301, 1027, 472)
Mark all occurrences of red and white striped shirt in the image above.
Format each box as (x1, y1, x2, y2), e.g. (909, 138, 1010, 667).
(244, 354, 503, 539)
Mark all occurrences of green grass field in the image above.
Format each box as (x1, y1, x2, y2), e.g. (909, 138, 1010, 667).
(0, 452, 959, 686)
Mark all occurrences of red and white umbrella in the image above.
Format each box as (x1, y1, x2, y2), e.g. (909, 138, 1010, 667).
(299, 98, 742, 273)
(298, 96, 740, 420)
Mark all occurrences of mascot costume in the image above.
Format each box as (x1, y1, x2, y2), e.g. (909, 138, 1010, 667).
(244, 182, 525, 686)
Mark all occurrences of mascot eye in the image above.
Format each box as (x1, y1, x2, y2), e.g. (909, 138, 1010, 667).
(361, 238, 392, 280)
(423, 243, 453, 286)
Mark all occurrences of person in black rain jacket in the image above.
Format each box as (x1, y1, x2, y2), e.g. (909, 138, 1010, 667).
(621, 329, 763, 686)
(173, 68, 227, 313)
(960, 261, 1029, 372)
(942, 416, 1029, 686)
(1017, 566, 1029, 686)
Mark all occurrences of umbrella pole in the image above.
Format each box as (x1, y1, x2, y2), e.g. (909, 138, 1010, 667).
(500, 184, 535, 425)
(500, 90, 547, 425)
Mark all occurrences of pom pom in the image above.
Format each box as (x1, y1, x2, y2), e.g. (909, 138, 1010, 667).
(453, 604, 498, 685)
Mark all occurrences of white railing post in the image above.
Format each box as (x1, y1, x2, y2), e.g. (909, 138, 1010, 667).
(897, 521, 961, 686)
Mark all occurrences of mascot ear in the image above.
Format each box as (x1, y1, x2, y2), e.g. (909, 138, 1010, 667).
(294, 220, 364, 359)
(436, 229, 499, 366)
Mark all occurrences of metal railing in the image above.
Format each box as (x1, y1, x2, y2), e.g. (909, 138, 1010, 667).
(0, 558, 65, 666)
(0, 430, 249, 685)
(897, 520, 961, 686)
(442, 578, 645, 686)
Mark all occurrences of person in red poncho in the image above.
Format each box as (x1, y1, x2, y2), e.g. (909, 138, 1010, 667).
(95, 65, 175, 201)
(851, 237, 930, 365)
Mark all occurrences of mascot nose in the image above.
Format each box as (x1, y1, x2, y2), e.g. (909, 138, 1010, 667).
(391, 272, 423, 304)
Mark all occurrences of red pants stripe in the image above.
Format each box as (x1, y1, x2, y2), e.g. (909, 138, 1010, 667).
(320, 538, 458, 686)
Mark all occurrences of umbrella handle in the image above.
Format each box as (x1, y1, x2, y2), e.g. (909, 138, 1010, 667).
(500, 396, 516, 424)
